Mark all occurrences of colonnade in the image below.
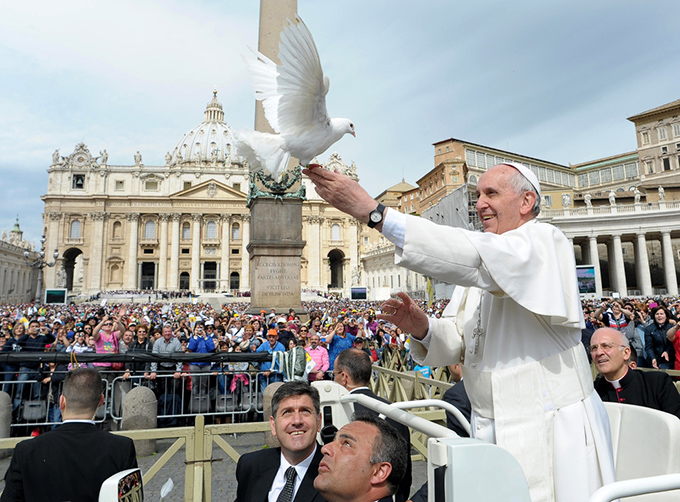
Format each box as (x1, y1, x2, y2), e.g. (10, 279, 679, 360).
(570, 230, 678, 297)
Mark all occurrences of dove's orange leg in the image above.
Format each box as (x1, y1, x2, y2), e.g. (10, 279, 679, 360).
(306, 163, 322, 169)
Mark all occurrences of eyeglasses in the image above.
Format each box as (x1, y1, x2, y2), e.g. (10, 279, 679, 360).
(588, 342, 626, 354)
(103, 323, 113, 326)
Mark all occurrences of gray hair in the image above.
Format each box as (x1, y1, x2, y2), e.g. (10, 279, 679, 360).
(617, 330, 630, 349)
(506, 169, 541, 217)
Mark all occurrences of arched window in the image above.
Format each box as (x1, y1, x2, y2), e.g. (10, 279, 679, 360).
(231, 223, 240, 240)
(112, 221, 122, 239)
(70, 220, 81, 239)
(331, 224, 341, 241)
(206, 220, 217, 239)
(144, 220, 155, 239)
(182, 222, 191, 240)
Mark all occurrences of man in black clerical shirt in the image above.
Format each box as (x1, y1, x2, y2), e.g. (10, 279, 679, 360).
(591, 327, 680, 419)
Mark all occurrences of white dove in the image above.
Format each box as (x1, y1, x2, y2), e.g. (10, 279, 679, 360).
(234, 15, 355, 180)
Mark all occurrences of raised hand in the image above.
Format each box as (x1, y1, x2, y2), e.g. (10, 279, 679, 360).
(378, 292, 429, 340)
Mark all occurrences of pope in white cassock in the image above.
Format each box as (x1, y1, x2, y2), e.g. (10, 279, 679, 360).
(305, 162, 617, 502)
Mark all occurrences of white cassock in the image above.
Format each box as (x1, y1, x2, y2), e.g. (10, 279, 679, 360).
(382, 211, 616, 502)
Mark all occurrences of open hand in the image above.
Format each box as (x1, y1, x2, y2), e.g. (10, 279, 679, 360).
(378, 292, 429, 340)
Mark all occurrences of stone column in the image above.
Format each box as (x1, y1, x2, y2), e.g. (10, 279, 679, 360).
(191, 214, 202, 292)
(661, 231, 678, 295)
(611, 234, 627, 297)
(220, 215, 231, 291)
(241, 215, 251, 290)
(319, 218, 326, 289)
(567, 237, 575, 259)
(45, 212, 62, 289)
(169, 214, 181, 290)
(588, 236, 602, 297)
(125, 213, 140, 289)
(635, 232, 653, 296)
(349, 219, 360, 287)
(89, 212, 107, 293)
(158, 214, 170, 290)
(306, 216, 322, 289)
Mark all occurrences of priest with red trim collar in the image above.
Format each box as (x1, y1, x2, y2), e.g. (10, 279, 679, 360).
(592, 327, 680, 419)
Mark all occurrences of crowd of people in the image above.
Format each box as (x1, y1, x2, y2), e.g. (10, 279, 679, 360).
(582, 297, 680, 371)
(0, 294, 677, 425)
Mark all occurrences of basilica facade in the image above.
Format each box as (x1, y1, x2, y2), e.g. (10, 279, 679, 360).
(41, 93, 362, 297)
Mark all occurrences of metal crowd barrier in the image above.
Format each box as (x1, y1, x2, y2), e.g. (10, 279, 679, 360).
(0, 351, 275, 432)
(1, 371, 110, 429)
(108, 370, 275, 424)
(1, 369, 284, 430)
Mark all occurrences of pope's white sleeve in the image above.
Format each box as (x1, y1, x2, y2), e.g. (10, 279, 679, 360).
(381, 208, 405, 249)
(409, 317, 463, 367)
(395, 213, 499, 292)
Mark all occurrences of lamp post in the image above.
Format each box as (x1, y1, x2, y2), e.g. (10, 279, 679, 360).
(24, 235, 59, 306)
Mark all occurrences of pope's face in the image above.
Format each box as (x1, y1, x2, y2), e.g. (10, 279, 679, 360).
(270, 394, 320, 464)
(476, 164, 532, 234)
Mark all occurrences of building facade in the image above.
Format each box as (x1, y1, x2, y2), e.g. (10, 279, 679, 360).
(0, 219, 39, 304)
(371, 99, 680, 299)
(41, 93, 361, 297)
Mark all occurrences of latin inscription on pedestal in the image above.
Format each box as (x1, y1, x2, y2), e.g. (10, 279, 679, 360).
(254, 259, 299, 300)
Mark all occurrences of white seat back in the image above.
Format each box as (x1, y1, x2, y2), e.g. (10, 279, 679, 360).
(604, 402, 680, 502)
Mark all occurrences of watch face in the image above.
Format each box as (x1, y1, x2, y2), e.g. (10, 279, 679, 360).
(370, 211, 382, 222)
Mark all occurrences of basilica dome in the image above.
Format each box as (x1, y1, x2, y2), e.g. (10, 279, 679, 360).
(169, 91, 236, 166)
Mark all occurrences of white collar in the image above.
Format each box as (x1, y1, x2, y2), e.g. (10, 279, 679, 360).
(280, 444, 317, 470)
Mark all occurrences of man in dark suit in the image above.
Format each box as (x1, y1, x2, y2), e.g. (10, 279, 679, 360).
(333, 349, 412, 502)
(1, 368, 137, 502)
(235, 381, 325, 502)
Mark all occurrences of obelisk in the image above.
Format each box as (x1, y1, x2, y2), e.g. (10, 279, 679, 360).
(246, 0, 306, 315)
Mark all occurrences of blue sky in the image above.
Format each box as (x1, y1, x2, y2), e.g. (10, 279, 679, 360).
(1, 0, 679, 245)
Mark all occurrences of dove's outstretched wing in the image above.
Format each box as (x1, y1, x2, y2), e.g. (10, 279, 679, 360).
(244, 16, 330, 137)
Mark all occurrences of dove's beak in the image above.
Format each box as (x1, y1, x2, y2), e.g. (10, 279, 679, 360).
(351, 131, 356, 137)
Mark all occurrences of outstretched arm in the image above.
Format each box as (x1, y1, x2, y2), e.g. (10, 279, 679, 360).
(303, 167, 381, 230)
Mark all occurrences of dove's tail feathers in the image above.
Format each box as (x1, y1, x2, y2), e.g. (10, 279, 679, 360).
(233, 130, 291, 181)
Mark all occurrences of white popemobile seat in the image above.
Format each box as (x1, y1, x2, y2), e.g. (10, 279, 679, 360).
(599, 401, 680, 502)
